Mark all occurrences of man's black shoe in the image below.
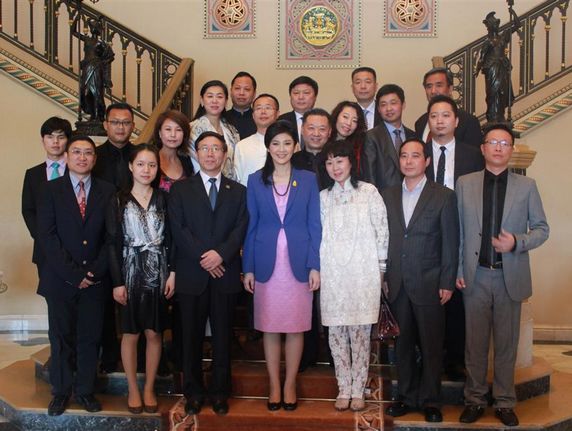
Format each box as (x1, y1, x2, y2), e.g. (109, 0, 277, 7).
(212, 398, 229, 415)
(385, 401, 411, 417)
(424, 406, 443, 422)
(495, 407, 519, 427)
(184, 398, 203, 415)
(75, 394, 102, 412)
(460, 405, 485, 423)
(48, 395, 69, 416)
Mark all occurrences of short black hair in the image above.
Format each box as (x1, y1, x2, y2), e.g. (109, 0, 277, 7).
(253, 93, 280, 111)
(40, 117, 72, 139)
(399, 137, 430, 159)
(427, 94, 458, 117)
(231, 71, 257, 90)
(194, 131, 228, 153)
(320, 140, 359, 190)
(351, 66, 377, 81)
(289, 76, 319, 96)
(423, 67, 454, 87)
(261, 121, 298, 186)
(302, 108, 331, 124)
(483, 123, 516, 145)
(375, 84, 405, 107)
(66, 135, 96, 152)
(105, 102, 134, 120)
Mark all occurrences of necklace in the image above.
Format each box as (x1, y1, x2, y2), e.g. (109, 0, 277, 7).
(272, 171, 293, 197)
(132, 188, 152, 203)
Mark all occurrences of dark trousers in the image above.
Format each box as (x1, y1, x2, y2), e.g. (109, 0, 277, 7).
(444, 288, 465, 369)
(391, 288, 445, 408)
(99, 292, 120, 369)
(45, 292, 104, 396)
(178, 286, 237, 400)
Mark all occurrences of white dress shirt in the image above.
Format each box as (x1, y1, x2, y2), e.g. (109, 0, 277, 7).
(361, 100, 376, 130)
(431, 138, 456, 190)
(402, 175, 427, 227)
(234, 132, 266, 186)
(199, 170, 221, 195)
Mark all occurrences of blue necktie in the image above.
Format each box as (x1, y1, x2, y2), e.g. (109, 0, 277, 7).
(50, 162, 60, 180)
(209, 178, 217, 210)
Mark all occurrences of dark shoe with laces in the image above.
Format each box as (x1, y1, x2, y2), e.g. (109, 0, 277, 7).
(424, 406, 443, 422)
(75, 394, 102, 412)
(385, 401, 412, 417)
(495, 407, 519, 427)
(48, 395, 69, 416)
(460, 405, 485, 423)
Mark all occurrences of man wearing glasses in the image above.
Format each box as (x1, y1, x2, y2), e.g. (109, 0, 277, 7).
(93, 102, 136, 192)
(169, 132, 248, 416)
(456, 124, 549, 427)
(36, 136, 115, 416)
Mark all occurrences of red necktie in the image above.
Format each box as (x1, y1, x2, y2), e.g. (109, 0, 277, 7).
(78, 180, 86, 220)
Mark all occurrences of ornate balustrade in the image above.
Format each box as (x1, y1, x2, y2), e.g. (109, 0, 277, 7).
(0, 0, 193, 121)
(443, 0, 570, 120)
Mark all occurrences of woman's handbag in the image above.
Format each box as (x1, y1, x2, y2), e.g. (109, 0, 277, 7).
(375, 289, 400, 340)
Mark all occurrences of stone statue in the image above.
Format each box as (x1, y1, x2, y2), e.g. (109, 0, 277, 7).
(72, 14, 114, 129)
(474, 6, 520, 124)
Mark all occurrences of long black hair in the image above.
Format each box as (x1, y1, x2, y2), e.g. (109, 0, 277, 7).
(320, 139, 359, 190)
(191, 80, 230, 122)
(117, 143, 161, 211)
(260, 120, 298, 186)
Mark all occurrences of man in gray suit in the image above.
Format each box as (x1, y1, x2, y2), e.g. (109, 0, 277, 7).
(382, 138, 459, 423)
(456, 124, 549, 427)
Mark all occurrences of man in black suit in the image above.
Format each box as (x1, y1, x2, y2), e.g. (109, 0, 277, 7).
(424, 95, 484, 380)
(351, 66, 381, 130)
(169, 131, 248, 416)
(415, 67, 482, 148)
(382, 138, 459, 423)
(92, 101, 136, 373)
(361, 84, 415, 193)
(36, 136, 115, 416)
(22, 117, 72, 275)
(277, 75, 318, 148)
(227, 71, 257, 139)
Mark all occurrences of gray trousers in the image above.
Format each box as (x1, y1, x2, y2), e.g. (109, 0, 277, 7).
(464, 267, 521, 408)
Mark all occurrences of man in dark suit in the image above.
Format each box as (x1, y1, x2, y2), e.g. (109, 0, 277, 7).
(424, 95, 484, 380)
(92, 101, 136, 373)
(277, 75, 318, 148)
(361, 84, 415, 193)
(169, 131, 248, 416)
(227, 71, 257, 139)
(456, 124, 549, 427)
(351, 66, 381, 130)
(22, 117, 72, 275)
(415, 67, 482, 148)
(382, 138, 459, 423)
(36, 136, 115, 416)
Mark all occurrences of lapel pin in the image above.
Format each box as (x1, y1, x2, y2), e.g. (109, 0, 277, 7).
(225, 184, 230, 189)
(292, 180, 297, 187)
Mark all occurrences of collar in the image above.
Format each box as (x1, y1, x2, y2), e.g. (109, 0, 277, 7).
(402, 175, 427, 193)
(484, 168, 509, 183)
(332, 177, 354, 192)
(69, 172, 92, 189)
(384, 121, 403, 136)
(432, 138, 456, 152)
(232, 107, 252, 114)
(46, 157, 66, 167)
(199, 170, 222, 185)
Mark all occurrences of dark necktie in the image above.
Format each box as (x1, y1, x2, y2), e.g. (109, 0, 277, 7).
(393, 129, 402, 152)
(50, 162, 60, 180)
(488, 176, 499, 264)
(436, 146, 446, 185)
(208, 178, 217, 210)
(78, 180, 86, 220)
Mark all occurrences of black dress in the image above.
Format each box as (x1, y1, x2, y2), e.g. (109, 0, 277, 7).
(107, 190, 174, 333)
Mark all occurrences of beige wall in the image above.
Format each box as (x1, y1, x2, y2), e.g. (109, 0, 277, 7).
(1, 0, 570, 336)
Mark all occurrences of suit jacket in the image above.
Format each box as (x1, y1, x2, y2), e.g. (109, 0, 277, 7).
(382, 180, 459, 306)
(361, 123, 415, 193)
(169, 173, 248, 295)
(456, 170, 549, 301)
(415, 109, 483, 148)
(277, 111, 303, 147)
(36, 173, 115, 300)
(92, 140, 135, 190)
(22, 162, 68, 265)
(425, 140, 484, 185)
(242, 168, 321, 283)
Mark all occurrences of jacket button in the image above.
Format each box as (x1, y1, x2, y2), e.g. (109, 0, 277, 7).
(474, 252, 478, 255)
(82, 260, 87, 265)
(83, 240, 88, 245)
(404, 234, 408, 238)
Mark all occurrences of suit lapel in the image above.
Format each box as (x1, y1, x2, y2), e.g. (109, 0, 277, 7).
(84, 178, 102, 223)
(215, 175, 231, 211)
(394, 186, 406, 231)
(502, 172, 517, 225)
(285, 169, 299, 216)
(192, 173, 213, 211)
(61, 175, 84, 226)
(474, 171, 484, 229)
(425, 144, 436, 181)
(383, 126, 400, 170)
(263, 179, 281, 220)
(406, 181, 432, 229)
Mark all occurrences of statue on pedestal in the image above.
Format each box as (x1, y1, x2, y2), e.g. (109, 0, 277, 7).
(474, 3, 520, 124)
(72, 12, 114, 136)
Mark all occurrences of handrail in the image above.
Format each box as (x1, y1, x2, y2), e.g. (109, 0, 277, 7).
(443, 0, 570, 118)
(0, 0, 191, 121)
(135, 58, 194, 145)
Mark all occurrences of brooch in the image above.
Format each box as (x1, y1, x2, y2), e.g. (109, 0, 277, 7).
(292, 180, 297, 187)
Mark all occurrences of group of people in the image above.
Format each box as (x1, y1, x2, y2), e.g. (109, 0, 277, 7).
(21, 66, 549, 428)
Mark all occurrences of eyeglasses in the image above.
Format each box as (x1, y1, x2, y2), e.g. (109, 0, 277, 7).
(69, 148, 95, 157)
(197, 146, 224, 153)
(484, 139, 513, 148)
(107, 120, 133, 128)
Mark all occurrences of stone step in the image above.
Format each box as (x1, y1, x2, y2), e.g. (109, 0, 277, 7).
(0, 416, 19, 431)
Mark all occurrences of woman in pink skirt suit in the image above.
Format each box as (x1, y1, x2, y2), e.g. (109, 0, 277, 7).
(242, 121, 321, 411)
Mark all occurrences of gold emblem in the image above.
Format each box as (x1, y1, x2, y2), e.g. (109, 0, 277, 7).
(292, 180, 298, 187)
(299, 5, 340, 47)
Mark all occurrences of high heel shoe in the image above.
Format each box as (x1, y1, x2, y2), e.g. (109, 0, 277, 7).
(267, 401, 281, 411)
(127, 404, 143, 414)
(143, 404, 158, 413)
(282, 400, 298, 411)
